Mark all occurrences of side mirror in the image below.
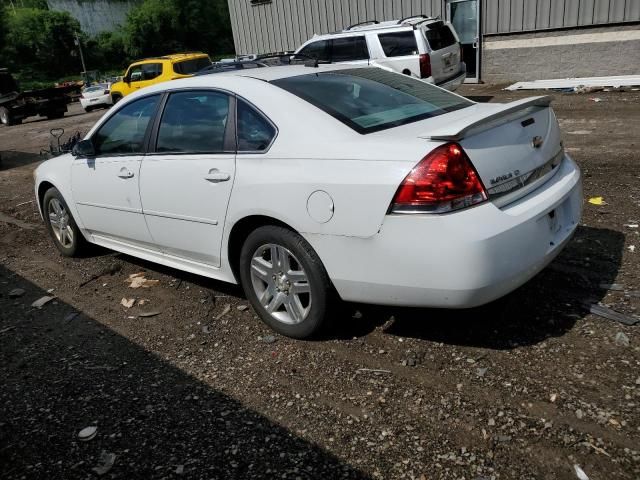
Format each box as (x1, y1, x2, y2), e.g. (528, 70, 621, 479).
(72, 139, 95, 158)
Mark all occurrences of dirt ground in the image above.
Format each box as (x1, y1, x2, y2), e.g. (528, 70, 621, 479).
(1, 88, 639, 480)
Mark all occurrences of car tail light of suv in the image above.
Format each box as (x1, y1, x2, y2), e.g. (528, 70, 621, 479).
(419, 53, 432, 79)
(390, 143, 488, 214)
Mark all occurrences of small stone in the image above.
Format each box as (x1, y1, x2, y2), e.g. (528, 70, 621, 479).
(202, 325, 211, 334)
(237, 305, 248, 311)
(78, 426, 98, 441)
(635, 377, 640, 385)
(575, 409, 584, 419)
(263, 335, 276, 344)
(31, 295, 55, 308)
(8, 288, 25, 298)
(488, 418, 495, 426)
(92, 451, 116, 476)
(175, 465, 184, 475)
(614, 332, 630, 347)
(600, 283, 624, 291)
(476, 367, 488, 378)
(550, 393, 557, 403)
(497, 435, 511, 443)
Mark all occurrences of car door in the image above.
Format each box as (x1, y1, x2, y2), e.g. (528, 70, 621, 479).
(71, 94, 161, 249)
(139, 90, 236, 267)
(374, 30, 421, 76)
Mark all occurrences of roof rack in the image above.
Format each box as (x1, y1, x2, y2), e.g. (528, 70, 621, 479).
(346, 19, 379, 30)
(397, 14, 429, 24)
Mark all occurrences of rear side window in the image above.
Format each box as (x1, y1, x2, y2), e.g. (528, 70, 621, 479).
(331, 36, 369, 61)
(272, 68, 471, 134)
(298, 40, 330, 62)
(424, 23, 457, 51)
(173, 57, 212, 75)
(156, 91, 230, 153)
(142, 63, 163, 81)
(378, 31, 418, 57)
(237, 99, 276, 152)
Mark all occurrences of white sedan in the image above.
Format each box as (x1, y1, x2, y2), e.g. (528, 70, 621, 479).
(79, 84, 112, 112)
(34, 64, 582, 338)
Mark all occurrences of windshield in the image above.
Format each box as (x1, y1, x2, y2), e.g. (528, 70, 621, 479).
(271, 68, 471, 134)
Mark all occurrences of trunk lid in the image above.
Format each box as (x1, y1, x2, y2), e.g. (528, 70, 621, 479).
(421, 21, 461, 83)
(419, 96, 564, 207)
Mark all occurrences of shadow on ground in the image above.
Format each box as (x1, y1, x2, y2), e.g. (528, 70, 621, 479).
(0, 265, 369, 479)
(0, 150, 43, 171)
(329, 225, 626, 348)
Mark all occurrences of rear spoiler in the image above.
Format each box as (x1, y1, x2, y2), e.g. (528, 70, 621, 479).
(420, 96, 553, 141)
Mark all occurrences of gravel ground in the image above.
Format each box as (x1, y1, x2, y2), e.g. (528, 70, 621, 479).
(0, 89, 639, 479)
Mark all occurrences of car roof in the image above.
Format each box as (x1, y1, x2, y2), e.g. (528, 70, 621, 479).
(132, 52, 209, 65)
(185, 63, 360, 83)
(309, 16, 441, 39)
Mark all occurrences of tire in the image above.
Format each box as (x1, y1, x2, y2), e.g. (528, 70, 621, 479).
(83, 106, 92, 113)
(111, 94, 122, 104)
(42, 187, 86, 257)
(239, 225, 331, 339)
(0, 106, 17, 126)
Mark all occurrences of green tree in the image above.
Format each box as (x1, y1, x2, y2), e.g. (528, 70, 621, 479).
(4, 8, 82, 78)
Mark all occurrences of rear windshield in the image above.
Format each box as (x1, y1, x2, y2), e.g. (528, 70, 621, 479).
(378, 31, 418, 57)
(271, 68, 471, 134)
(424, 22, 457, 51)
(173, 57, 212, 75)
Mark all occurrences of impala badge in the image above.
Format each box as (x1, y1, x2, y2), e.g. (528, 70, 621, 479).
(531, 136, 544, 149)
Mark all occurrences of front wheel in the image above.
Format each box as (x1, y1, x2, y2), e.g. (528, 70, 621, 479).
(43, 187, 86, 257)
(239, 225, 331, 339)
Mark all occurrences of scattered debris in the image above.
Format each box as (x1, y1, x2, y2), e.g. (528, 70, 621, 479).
(614, 332, 630, 347)
(175, 465, 184, 475)
(202, 325, 211, 334)
(78, 426, 98, 442)
(14, 199, 34, 207)
(550, 393, 557, 403)
(8, 288, 25, 298)
(0, 326, 16, 334)
(120, 298, 135, 309)
(505, 74, 640, 92)
(357, 368, 392, 374)
(599, 283, 624, 291)
(31, 295, 55, 308)
(262, 334, 277, 344)
(64, 312, 79, 322)
(585, 303, 639, 326)
(79, 263, 122, 287)
(582, 441, 610, 457)
(476, 367, 488, 378)
(589, 97, 603, 102)
(236, 305, 248, 311)
(573, 464, 590, 480)
(629, 245, 636, 253)
(126, 272, 159, 289)
(587, 196, 606, 206)
(215, 304, 231, 320)
(623, 223, 639, 228)
(138, 299, 149, 306)
(352, 310, 363, 319)
(92, 451, 116, 476)
(138, 311, 161, 318)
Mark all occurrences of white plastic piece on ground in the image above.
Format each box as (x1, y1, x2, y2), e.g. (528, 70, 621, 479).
(574, 464, 590, 480)
(505, 75, 640, 91)
(78, 425, 98, 441)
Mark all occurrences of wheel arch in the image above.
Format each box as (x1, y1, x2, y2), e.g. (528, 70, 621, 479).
(226, 215, 298, 283)
(37, 180, 56, 215)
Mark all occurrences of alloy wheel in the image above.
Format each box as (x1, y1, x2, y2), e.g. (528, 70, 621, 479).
(48, 198, 74, 248)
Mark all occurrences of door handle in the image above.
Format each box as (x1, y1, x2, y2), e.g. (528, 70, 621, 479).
(117, 167, 134, 179)
(204, 169, 231, 183)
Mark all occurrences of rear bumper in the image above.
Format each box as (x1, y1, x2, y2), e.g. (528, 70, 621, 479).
(306, 154, 582, 308)
(436, 68, 467, 91)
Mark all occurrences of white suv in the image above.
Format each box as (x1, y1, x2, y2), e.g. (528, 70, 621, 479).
(294, 15, 466, 91)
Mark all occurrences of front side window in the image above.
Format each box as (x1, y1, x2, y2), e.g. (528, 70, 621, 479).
(92, 95, 160, 155)
(128, 65, 144, 82)
(272, 68, 471, 134)
(331, 36, 369, 61)
(378, 31, 419, 57)
(237, 99, 276, 152)
(298, 40, 330, 62)
(156, 91, 230, 153)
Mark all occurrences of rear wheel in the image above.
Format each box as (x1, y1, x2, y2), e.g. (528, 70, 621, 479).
(239, 225, 331, 339)
(111, 93, 122, 104)
(43, 187, 86, 257)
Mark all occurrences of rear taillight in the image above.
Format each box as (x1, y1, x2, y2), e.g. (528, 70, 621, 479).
(419, 53, 431, 79)
(390, 143, 487, 214)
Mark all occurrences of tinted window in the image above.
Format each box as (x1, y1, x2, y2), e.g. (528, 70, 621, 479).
(142, 63, 163, 80)
(424, 23, 456, 51)
(378, 31, 418, 57)
(298, 40, 330, 61)
(331, 36, 369, 61)
(93, 95, 159, 155)
(237, 99, 276, 152)
(173, 57, 212, 75)
(128, 65, 144, 82)
(156, 91, 229, 153)
(272, 68, 471, 134)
